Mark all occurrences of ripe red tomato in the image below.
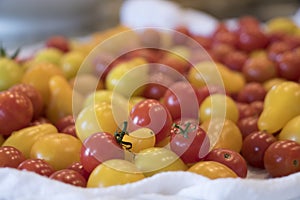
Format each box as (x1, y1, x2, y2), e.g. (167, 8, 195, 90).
(170, 119, 210, 164)
(264, 140, 300, 177)
(161, 81, 201, 121)
(129, 99, 172, 145)
(241, 131, 277, 168)
(67, 162, 90, 181)
(18, 158, 55, 177)
(203, 148, 248, 178)
(50, 169, 87, 187)
(80, 132, 124, 173)
(0, 146, 26, 168)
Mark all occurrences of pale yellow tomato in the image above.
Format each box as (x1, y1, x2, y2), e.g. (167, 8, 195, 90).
(278, 115, 300, 143)
(87, 159, 145, 188)
(134, 147, 187, 177)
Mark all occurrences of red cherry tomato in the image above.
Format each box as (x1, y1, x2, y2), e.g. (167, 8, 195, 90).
(0, 146, 26, 168)
(67, 162, 90, 181)
(161, 81, 201, 121)
(170, 119, 210, 164)
(55, 115, 75, 132)
(241, 131, 277, 168)
(129, 99, 173, 145)
(18, 158, 55, 177)
(80, 132, 124, 173)
(264, 140, 300, 177)
(204, 148, 248, 178)
(50, 169, 87, 187)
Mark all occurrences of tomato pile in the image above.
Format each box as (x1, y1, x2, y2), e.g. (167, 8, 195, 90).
(0, 16, 300, 188)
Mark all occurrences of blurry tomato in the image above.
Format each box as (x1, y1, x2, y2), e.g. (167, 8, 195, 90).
(188, 161, 238, 179)
(30, 134, 82, 170)
(204, 148, 248, 178)
(170, 120, 210, 164)
(201, 118, 243, 152)
(278, 115, 300, 143)
(87, 159, 145, 188)
(264, 140, 300, 177)
(241, 131, 277, 169)
(199, 94, 239, 123)
(128, 99, 173, 145)
(80, 132, 124, 173)
(134, 147, 187, 177)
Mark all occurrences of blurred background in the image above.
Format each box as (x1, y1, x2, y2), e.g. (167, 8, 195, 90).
(1, 0, 299, 49)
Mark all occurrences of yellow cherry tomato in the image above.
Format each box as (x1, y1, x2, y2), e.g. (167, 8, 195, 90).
(76, 102, 127, 142)
(34, 48, 63, 65)
(263, 78, 287, 91)
(87, 159, 145, 188)
(123, 128, 156, 153)
(2, 124, 58, 158)
(0, 57, 23, 91)
(201, 118, 243, 152)
(258, 81, 300, 134)
(134, 147, 188, 177)
(30, 133, 82, 170)
(60, 50, 85, 79)
(22, 62, 64, 104)
(199, 94, 239, 123)
(278, 115, 300, 143)
(266, 17, 297, 35)
(188, 161, 238, 179)
(105, 58, 149, 97)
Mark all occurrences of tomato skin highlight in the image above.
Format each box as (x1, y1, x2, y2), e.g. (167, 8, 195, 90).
(264, 140, 300, 177)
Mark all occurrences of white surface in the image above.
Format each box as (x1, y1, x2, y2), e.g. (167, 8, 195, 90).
(0, 168, 299, 200)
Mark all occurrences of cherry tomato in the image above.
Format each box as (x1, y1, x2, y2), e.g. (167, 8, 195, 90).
(204, 148, 248, 178)
(188, 161, 238, 179)
(50, 169, 87, 187)
(80, 132, 124, 173)
(128, 99, 173, 145)
(201, 119, 243, 152)
(30, 133, 82, 170)
(67, 162, 90, 181)
(170, 120, 210, 164)
(241, 131, 277, 168)
(18, 158, 55, 177)
(237, 115, 259, 139)
(264, 140, 300, 177)
(161, 81, 201, 120)
(0, 146, 26, 168)
(0, 58, 23, 91)
(87, 159, 145, 188)
(134, 147, 187, 177)
(279, 115, 300, 143)
(199, 94, 239, 123)
(55, 115, 75, 132)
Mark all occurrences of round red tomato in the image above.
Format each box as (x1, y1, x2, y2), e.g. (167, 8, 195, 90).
(80, 132, 124, 173)
(0, 146, 26, 168)
(204, 148, 248, 178)
(264, 140, 300, 177)
(50, 169, 87, 187)
(241, 131, 276, 169)
(128, 99, 172, 145)
(170, 119, 210, 164)
(18, 158, 55, 177)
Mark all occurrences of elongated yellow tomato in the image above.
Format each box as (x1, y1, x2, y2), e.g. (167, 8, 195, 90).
(76, 102, 127, 142)
(87, 159, 145, 188)
(122, 128, 156, 153)
(30, 133, 82, 170)
(199, 94, 239, 123)
(188, 161, 238, 179)
(201, 118, 243, 152)
(258, 81, 300, 134)
(2, 124, 58, 158)
(278, 115, 300, 143)
(134, 147, 187, 177)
